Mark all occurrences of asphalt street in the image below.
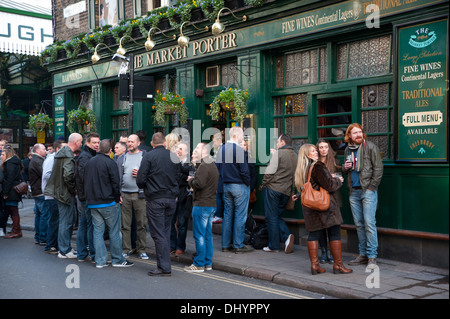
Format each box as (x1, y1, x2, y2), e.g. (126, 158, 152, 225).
(0, 230, 330, 301)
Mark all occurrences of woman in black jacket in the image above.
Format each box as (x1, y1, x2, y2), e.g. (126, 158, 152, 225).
(1, 146, 24, 238)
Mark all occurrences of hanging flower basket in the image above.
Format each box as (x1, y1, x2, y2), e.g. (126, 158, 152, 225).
(28, 113, 53, 133)
(152, 91, 189, 126)
(210, 87, 249, 123)
(67, 105, 97, 134)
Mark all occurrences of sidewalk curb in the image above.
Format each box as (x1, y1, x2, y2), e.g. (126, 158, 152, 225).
(169, 248, 369, 299)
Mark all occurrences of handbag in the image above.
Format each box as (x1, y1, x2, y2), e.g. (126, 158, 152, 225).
(301, 166, 330, 211)
(14, 181, 29, 195)
(249, 188, 257, 203)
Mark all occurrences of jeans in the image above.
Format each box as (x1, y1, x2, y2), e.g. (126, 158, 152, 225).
(146, 198, 176, 273)
(91, 204, 124, 266)
(215, 192, 224, 218)
(170, 199, 189, 252)
(56, 198, 76, 255)
(34, 196, 49, 243)
(121, 192, 147, 255)
(262, 187, 290, 250)
(44, 199, 59, 251)
(222, 183, 250, 249)
(76, 201, 95, 260)
(192, 206, 216, 267)
(349, 189, 378, 259)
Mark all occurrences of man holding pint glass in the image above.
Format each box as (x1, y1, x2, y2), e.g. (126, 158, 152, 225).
(343, 123, 383, 269)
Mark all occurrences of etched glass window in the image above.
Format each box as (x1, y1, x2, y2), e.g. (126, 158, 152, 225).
(361, 83, 393, 159)
(276, 47, 327, 88)
(273, 94, 308, 150)
(337, 35, 392, 80)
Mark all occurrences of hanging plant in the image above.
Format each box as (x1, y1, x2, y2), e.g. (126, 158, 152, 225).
(67, 105, 97, 134)
(28, 113, 53, 133)
(210, 87, 249, 123)
(152, 91, 188, 126)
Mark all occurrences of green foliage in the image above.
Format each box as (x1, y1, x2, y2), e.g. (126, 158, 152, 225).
(244, 0, 266, 7)
(28, 113, 53, 133)
(210, 87, 249, 123)
(200, 0, 225, 21)
(153, 91, 189, 126)
(67, 105, 97, 135)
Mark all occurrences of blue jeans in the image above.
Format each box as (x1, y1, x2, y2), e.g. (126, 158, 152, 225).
(33, 196, 49, 243)
(77, 201, 95, 260)
(222, 183, 250, 249)
(56, 198, 76, 255)
(91, 204, 124, 266)
(44, 199, 59, 251)
(262, 187, 290, 250)
(192, 206, 216, 267)
(215, 192, 224, 218)
(349, 189, 378, 259)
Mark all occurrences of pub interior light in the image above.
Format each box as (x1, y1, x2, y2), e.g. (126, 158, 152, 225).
(212, 7, 247, 36)
(145, 27, 177, 51)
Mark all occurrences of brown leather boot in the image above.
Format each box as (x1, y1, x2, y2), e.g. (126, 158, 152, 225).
(4, 209, 22, 239)
(307, 241, 326, 275)
(330, 240, 352, 274)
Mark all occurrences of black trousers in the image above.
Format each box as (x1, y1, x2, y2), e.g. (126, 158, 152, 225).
(146, 198, 177, 273)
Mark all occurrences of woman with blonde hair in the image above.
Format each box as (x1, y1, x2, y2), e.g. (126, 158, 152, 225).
(1, 146, 24, 238)
(293, 143, 352, 275)
(165, 133, 180, 153)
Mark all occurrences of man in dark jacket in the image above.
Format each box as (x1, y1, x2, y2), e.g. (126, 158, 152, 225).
(45, 133, 82, 258)
(184, 143, 219, 273)
(28, 143, 47, 244)
(136, 132, 180, 276)
(84, 139, 133, 269)
(216, 126, 252, 253)
(75, 132, 99, 262)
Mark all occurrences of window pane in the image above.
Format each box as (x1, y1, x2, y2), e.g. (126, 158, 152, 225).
(276, 56, 284, 88)
(274, 97, 283, 116)
(221, 62, 237, 87)
(99, 0, 118, 26)
(285, 94, 307, 114)
(361, 83, 390, 108)
(286, 116, 308, 137)
(336, 44, 348, 80)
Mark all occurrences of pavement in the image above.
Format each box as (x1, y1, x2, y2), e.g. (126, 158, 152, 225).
(6, 198, 449, 299)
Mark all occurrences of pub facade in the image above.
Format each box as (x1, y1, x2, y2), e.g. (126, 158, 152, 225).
(44, 0, 449, 267)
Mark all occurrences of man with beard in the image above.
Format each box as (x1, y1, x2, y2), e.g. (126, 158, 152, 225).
(343, 123, 383, 269)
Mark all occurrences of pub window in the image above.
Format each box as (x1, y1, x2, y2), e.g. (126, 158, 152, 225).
(205, 62, 238, 88)
(273, 94, 308, 151)
(361, 83, 393, 159)
(276, 47, 327, 88)
(336, 34, 392, 80)
(111, 86, 129, 142)
(317, 94, 352, 155)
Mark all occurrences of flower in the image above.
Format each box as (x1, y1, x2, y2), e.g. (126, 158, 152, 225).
(153, 91, 189, 126)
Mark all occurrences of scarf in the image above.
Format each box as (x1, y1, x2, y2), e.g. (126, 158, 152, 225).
(347, 140, 365, 173)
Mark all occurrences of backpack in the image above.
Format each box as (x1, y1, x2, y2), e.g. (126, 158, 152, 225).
(244, 212, 256, 245)
(251, 224, 269, 249)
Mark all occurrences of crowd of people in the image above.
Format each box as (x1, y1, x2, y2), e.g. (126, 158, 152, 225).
(0, 122, 383, 276)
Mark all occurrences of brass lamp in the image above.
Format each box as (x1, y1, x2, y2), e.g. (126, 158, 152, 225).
(178, 21, 209, 48)
(91, 43, 114, 64)
(145, 27, 176, 51)
(212, 7, 247, 35)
